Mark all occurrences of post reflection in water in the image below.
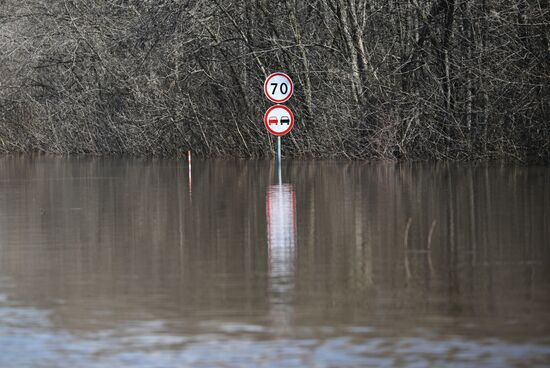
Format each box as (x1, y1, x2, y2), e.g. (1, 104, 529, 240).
(266, 184, 297, 328)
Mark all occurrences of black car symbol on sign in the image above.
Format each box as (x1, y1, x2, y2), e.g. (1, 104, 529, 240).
(280, 116, 290, 125)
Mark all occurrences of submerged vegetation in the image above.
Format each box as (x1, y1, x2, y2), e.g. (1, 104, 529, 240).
(0, 0, 548, 160)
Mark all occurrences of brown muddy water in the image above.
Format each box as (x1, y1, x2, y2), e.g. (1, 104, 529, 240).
(0, 156, 549, 367)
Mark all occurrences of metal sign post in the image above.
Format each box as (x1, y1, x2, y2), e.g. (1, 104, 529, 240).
(277, 136, 282, 185)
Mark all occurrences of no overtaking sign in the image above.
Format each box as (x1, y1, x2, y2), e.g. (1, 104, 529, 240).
(263, 105, 294, 136)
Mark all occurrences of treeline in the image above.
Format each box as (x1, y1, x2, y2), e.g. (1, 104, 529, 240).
(0, 0, 548, 160)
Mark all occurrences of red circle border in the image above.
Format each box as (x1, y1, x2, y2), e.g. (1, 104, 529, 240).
(263, 105, 294, 136)
(263, 73, 294, 103)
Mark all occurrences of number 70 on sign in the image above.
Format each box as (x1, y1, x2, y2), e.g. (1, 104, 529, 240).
(264, 73, 293, 103)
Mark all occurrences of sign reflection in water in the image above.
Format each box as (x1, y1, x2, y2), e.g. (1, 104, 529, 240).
(266, 184, 297, 327)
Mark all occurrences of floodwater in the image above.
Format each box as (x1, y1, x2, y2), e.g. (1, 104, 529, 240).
(0, 156, 549, 368)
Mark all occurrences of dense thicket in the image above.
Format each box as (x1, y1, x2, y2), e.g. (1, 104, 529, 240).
(1, 0, 548, 160)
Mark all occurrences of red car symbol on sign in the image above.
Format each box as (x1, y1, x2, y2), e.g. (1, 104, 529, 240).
(268, 116, 278, 125)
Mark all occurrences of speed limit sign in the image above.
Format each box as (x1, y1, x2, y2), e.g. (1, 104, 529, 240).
(264, 73, 293, 103)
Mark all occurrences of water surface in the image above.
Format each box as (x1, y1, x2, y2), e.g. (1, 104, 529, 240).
(0, 156, 549, 367)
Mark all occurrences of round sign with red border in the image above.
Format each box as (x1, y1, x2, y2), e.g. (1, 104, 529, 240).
(264, 73, 293, 103)
(263, 105, 294, 136)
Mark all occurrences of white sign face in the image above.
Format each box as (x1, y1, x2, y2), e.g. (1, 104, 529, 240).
(263, 105, 294, 136)
(264, 73, 293, 103)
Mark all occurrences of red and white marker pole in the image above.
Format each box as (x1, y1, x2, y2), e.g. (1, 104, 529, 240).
(188, 150, 192, 193)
